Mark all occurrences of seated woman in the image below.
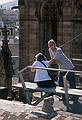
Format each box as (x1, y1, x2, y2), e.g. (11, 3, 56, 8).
(31, 53, 56, 88)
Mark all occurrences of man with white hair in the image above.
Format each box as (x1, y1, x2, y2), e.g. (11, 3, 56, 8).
(48, 39, 76, 89)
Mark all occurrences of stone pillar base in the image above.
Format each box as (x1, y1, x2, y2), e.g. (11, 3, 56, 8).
(42, 96, 54, 114)
(31, 96, 57, 119)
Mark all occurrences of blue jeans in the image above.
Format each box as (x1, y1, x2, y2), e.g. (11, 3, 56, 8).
(59, 71, 76, 88)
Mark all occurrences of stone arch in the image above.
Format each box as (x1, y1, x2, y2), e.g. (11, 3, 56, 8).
(37, 0, 59, 57)
(38, 0, 62, 19)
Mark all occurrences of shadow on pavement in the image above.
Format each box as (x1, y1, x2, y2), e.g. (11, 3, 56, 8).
(69, 99, 82, 114)
(54, 97, 82, 115)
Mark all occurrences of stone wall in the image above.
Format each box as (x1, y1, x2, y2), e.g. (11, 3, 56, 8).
(19, 0, 82, 81)
(19, 1, 40, 81)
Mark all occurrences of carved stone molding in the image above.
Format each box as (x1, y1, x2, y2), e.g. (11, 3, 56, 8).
(35, 0, 62, 21)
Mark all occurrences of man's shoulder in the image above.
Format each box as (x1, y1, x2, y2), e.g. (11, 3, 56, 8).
(56, 47, 62, 52)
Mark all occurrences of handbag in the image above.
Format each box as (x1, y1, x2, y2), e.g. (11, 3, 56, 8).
(40, 61, 55, 81)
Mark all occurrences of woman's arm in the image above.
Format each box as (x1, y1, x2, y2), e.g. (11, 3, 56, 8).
(31, 62, 36, 72)
(31, 68, 35, 72)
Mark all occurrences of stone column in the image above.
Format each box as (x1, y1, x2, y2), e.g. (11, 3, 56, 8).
(42, 96, 54, 114)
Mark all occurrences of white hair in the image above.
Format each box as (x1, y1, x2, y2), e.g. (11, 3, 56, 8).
(48, 39, 56, 44)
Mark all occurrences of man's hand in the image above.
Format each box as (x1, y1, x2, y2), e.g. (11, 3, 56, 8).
(49, 59, 58, 66)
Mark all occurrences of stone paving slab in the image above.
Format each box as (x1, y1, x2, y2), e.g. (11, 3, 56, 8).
(0, 98, 82, 120)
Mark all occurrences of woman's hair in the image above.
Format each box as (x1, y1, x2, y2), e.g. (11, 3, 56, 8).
(35, 53, 46, 61)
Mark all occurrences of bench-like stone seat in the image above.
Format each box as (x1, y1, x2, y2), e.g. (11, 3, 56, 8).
(13, 82, 82, 96)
